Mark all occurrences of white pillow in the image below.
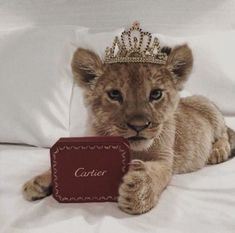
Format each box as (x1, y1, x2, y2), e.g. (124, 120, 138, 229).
(69, 30, 235, 136)
(0, 26, 86, 147)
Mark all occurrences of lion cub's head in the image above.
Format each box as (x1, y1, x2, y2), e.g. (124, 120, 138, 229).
(71, 45, 193, 151)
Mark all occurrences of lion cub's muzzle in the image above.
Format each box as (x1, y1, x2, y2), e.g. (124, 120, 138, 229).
(126, 114, 152, 141)
(126, 114, 151, 132)
(124, 114, 156, 151)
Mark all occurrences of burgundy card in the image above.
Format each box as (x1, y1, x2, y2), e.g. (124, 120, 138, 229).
(50, 137, 130, 203)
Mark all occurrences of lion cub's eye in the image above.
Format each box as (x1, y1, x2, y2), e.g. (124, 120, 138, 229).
(149, 89, 163, 101)
(107, 89, 123, 103)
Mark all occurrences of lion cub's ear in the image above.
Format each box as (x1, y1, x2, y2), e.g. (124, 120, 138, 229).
(71, 48, 103, 89)
(166, 44, 193, 90)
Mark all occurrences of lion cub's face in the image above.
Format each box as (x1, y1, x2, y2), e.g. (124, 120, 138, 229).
(72, 45, 193, 151)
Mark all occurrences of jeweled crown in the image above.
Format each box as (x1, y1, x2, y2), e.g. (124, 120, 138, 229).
(104, 22, 168, 65)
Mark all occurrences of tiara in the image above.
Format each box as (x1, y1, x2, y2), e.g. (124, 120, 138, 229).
(104, 21, 168, 65)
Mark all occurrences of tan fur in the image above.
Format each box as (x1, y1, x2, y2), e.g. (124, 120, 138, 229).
(23, 170, 51, 201)
(22, 45, 235, 215)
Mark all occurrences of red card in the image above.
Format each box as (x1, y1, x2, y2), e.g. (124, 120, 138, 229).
(50, 137, 130, 203)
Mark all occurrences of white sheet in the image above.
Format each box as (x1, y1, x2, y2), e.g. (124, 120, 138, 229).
(1, 1, 235, 232)
(0, 0, 235, 35)
(1, 135, 235, 233)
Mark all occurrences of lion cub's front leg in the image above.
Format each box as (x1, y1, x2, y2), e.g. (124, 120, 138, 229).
(22, 170, 52, 201)
(118, 160, 172, 214)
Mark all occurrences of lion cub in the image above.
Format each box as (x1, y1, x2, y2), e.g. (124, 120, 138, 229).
(23, 44, 235, 214)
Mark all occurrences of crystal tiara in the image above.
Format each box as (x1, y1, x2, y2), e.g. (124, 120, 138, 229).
(104, 21, 168, 65)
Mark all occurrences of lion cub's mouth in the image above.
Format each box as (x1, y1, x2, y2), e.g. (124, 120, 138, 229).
(127, 136, 147, 142)
(126, 136, 153, 151)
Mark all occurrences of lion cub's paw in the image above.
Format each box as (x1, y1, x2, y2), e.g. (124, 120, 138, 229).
(208, 138, 231, 164)
(118, 160, 156, 215)
(22, 175, 52, 201)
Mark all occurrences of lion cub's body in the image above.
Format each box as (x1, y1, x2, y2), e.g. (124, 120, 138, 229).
(22, 44, 235, 215)
(174, 96, 229, 173)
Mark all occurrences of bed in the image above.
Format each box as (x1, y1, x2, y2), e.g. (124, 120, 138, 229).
(1, 141, 235, 233)
(0, 1, 235, 232)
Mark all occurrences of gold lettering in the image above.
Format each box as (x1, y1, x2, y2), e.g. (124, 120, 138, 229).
(74, 167, 108, 178)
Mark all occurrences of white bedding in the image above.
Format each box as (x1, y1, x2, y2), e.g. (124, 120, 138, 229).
(1, 1, 235, 232)
(1, 139, 235, 233)
(0, 0, 235, 35)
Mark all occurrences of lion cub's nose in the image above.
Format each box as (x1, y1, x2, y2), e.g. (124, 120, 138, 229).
(127, 122, 150, 132)
(126, 115, 151, 132)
